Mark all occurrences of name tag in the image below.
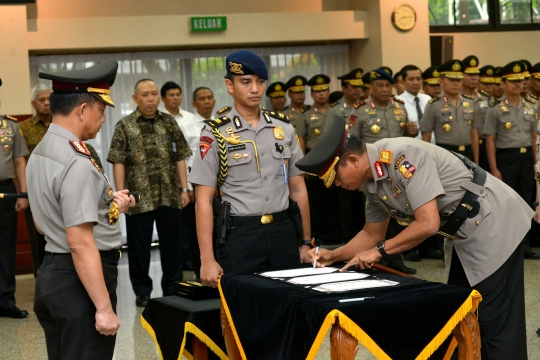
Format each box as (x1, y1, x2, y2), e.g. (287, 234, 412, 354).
(228, 144, 246, 151)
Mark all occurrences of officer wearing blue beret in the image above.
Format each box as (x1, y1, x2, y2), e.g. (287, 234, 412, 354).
(189, 50, 312, 288)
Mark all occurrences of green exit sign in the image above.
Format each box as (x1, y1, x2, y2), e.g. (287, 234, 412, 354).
(191, 16, 227, 32)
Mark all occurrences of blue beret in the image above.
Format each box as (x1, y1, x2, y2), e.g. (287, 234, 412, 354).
(370, 69, 394, 84)
(226, 50, 268, 80)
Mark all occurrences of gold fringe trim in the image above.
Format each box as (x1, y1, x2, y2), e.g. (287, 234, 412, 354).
(141, 314, 165, 360)
(218, 277, 248, 360)
(306, 309, 339, 359)
(183, 350, 193, 360)
(179, 322, 229, 360)
(415, 290, 482, 360)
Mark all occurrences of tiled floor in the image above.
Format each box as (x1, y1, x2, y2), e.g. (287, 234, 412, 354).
(2, 247, 540, 359)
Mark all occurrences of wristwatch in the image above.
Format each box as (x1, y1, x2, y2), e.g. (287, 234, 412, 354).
(534, 201, 539, 208)
(376, 241, 389, 258)
(180, 188, 190, 193)
(300, 240, 313, 248)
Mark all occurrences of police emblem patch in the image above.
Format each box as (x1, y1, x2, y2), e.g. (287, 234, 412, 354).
(399, 161, 416, 180)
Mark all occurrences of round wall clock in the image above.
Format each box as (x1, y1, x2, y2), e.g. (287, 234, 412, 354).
(392, 4, 416, 31)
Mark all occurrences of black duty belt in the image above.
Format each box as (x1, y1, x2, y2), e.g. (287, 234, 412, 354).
(229, 209, 290, 226)
(0, 179, 13, 186)
(496, 146, 531, 154)
(438, 153, 487, 240)
(45, 249, 122, 262)
(437, 144, 471, 153)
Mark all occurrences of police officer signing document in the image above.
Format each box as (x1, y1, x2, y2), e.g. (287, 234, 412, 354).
(299, 117, 531, 359)
(190, 51, 311, 288)
(27, 60, 135, 359)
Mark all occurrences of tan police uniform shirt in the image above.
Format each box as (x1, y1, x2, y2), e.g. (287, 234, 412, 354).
(27, 123, 122, 253)
(282, 105, 310, 130)
(348, 97, 409, 143)
(361, 138, 532, 286)
(324, 100, 357, 132)
(420, 92, 475, 147)
(189, 106, 304, 216)
(0, 116, 29, 180)
(483, 95, 537, 149)
(296, 106, 327, 151)
(472, 91, 491, 139)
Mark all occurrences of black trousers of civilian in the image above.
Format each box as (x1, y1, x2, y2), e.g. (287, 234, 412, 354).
(448, 243, 527, 360)
(182, 202, 200, 279)
(126, 206, 184, 297)
(0, 180, 17, 310)
(34, 253, 118, 360)
(218, 216, 299, 273)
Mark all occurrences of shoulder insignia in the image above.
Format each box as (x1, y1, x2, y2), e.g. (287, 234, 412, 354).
(479, 90, 490, 97)
(216, 106, 232, 115)
(462, 93, 474, 100)
(207, 116, 232, 128)
(3, 115, 17, 121)
(266, 110, 290, 123)
(69, 140, 92, 157)
(330, 102, 339, 108)
(429, 97, 440, 104)
(490, 99, 501, 107)
(301, 105, 311, 113)
(529, 94, 539, 100)
(393, 97, 405, 104)
(282, 105, 289, 111)
(353, 100, 366, 109)
(525, 97, 537, 105)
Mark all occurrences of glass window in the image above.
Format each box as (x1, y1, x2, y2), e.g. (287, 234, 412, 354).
(429, 0, 489, 25)
(499, 0, 536, 24)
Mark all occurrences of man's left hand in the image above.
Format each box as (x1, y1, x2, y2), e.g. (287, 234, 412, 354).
(340, 247, 382, 272)
(299, 246, 311, 263)
(181, 192, 190, 208)
(406, 122, 419, 137)
(113, 189, 136, 213)
(15, 198, 28, 212)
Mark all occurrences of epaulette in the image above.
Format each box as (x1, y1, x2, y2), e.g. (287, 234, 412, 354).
(479, 90, 490, 98)
(462, 93, 474, 100)
(529, 94, 539, 100)
(260, 107, 268, 111)
(216, 106, 232, 115)
(429, 97, 440, 103)
(330, 102, 339, 107)
(3, 115, 17, 121)
(69, 140, 91, 157)
(301, 105, 311, 113)
(282, 105, 289, 111)
(353, 100, 366, 109)
(525, 97, 537, 105)
(490, 99, 501, 107)
(393, 97, 405, 104)
(266, 110, 290, 123)
(207, 116, 232, 128)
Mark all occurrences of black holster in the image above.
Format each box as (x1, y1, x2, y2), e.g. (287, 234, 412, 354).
(288, 198, 303, 240)
(212, 196, 231, 261)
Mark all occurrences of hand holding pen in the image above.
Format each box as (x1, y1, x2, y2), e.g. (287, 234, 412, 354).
(312, 238, 320, 269)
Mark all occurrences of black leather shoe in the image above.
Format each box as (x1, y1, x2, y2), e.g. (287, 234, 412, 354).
(0, 306, 29, 319)
(135, 295, 150, 307)
(388, 263, 417, 275)
(403, 249, 421, 262)
(536, 328, 540, 336)
(524, 249, 540, 260)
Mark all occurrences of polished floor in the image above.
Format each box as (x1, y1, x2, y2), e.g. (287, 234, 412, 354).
(2, 247, 540, 359)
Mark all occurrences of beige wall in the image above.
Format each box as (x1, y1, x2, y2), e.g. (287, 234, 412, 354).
(432, 31, 540, 66)
(0, 6, 31, 115)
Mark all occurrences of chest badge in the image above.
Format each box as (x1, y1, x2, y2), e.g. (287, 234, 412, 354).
(371, 124, 381, 134)
(443, 123, 452, 132)
(231, 153, 243, 161)
(273, 126, 285, 140)
(505, 122, 512, 130)
(4, 145, 9, 151)
(391, 184, 402, 198)
(107, 187, 113, 197)
(313, 128, 320, 136)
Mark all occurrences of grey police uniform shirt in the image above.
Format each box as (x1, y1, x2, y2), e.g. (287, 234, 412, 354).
(472, 91, 491, 139)
(189, 106, 304, 216)
(324, 99, 356, 132)
(347, 96, 409, 143)
(296, 106, 327, 150)
(0, 117, 29, 179)
(361, 138, 532, 286)
(483, 95, 537, 149)
(420, 92, 475, 146)
(27, 123, 122, 253)
(282, 106, 308, 130)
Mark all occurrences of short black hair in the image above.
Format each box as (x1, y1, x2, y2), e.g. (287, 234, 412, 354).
(160, 81, 182, 97)
(393, 73, 403, 83)
(50, 92, 97, 116)
(338, 135, 366, 167)
(400, 65, 422, 80)
(134, 78, 155, 94)
(192, 86, 213, 102)
(224, 74, 235, 82)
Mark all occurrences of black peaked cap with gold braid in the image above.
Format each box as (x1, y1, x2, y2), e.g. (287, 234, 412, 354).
(39, 59, 118, 107)
(296, 116, 350, 188)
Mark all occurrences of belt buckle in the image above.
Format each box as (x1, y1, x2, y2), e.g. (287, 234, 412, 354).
(261, 215, 274, 224)
(478, 139, 483, 145)
(438, 231, 456, 240)
(458, 145, 465, 151)
(520, 147, 526, 153)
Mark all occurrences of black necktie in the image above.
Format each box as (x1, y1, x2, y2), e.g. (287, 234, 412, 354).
(415, 97, 423, 120)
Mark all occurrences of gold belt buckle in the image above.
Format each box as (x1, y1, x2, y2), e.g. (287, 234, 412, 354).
(478, 139, 483, 145)
(438, 231, 456, 240)
(261, 215, 274, 224)
(520, 147, 526, 153)
(458, 145, 465, 151)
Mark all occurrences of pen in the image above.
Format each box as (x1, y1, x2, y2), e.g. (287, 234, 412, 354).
(312, 238, 320, 269)
(338, 297, 375, 303)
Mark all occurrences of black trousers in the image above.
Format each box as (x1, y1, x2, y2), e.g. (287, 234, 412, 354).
(34, 253, 118, 360)
(305, 176, 342, 244)
(25, 207, 46, 276)
(448, 244, 527, 359)
(436, 143, 473, 163)
(182, 202, 200, 278)
(126, 206, 185, 297)
(218, 216, 299, 273)
(337, 187, 365, 243)
(0, 180, 17, 310)
(478, 139, 489, 171)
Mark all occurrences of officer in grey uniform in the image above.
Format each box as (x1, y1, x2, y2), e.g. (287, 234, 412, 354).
(325, 68, 364, 131)
(282, 75, 310, 131)
(472, 65, 496, 169)
(483, 60, 540, 259)
(189, 50, 311, 288)
(0, 77, 29, 319)
(420, 59, 478, 161)
(27, 60, 135, 359)
(421, 66, 442, 99)
(299, 117, 531, 360)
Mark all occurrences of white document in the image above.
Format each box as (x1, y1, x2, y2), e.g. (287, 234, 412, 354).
(287, 272, 370, 285)
(259, 267, 340, 278)
(312, 279, 399, 293)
